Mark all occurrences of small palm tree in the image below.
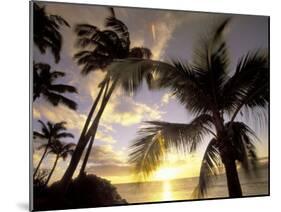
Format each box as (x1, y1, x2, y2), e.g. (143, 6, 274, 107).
(129, 18, 268, 198)
(33, 62, 78, 110)
(33, 120, 74, 178)
(44, 142, 76, 186)
(61, 10, 153, 188)
(33, 2, 70, 63)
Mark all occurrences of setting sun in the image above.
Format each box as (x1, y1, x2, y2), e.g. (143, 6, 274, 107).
(153, 167, 182, 181)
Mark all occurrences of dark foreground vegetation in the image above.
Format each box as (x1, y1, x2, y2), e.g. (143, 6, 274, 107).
(34, 174, 127, 210)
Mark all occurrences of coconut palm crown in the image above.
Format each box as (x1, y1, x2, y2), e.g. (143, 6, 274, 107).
(128, 18, 269, 198)
(33, 3, 70, 63)
(33, 120, 74, 178)
(33, 62, 78, 110)
(44, 141, 76, 185)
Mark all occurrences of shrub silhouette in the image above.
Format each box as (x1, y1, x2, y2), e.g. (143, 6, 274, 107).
(34, 174, 127, 210)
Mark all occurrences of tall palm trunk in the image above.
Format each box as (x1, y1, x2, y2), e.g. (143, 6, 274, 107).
(220, 143, 242, 197)
(57, 79, 106, 184)
(45, 155, 60, 186)
(33, 138, 50, 178)
(60, 79, 118, 191)
(79, 79, 110, 176)
(223, 158, 242, 197)
(79, 79, 107, 142)
(79, 136, 94, 176)
(213, 111, 242, 197)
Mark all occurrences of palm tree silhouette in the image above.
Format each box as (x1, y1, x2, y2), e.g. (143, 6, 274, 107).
(33, 2, 70, 63)
(44, 141, 76, 186)
(33, 62, 78, 110)
(33, 120, 74, 179)
(129, 18, 268, 198)
(60, 9, 153, 188)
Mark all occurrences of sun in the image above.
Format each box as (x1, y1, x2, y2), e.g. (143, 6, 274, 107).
(153, 167, 181, 181)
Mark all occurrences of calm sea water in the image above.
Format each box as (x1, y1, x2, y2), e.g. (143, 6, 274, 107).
(114, 168, 268, 203)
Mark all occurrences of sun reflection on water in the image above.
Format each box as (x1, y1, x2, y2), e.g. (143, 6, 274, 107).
(162, 180, 173, 201)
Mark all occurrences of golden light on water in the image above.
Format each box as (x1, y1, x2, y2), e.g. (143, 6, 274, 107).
(162, 180, 173, 201)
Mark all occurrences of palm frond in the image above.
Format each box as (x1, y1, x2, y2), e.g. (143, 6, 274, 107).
(56, 132, 74, 139)
(34, 63, 51, 73)
(37, 120, 50, 136)
(225, 121, 259, 174)
(49, 142, 76, 159)
(192, 138, 221, 198)
(74, 49, 112, 74)
(33, 63, 77, 108)
(33, 131, 47, 139)
(157, 60, 215, 114)
(105, 16, 130, 50)
(129, 115, 214, 179)
(129, 134, 164, 180)
(107, 59, 175, 94)
(49, 84, 78, 93)
(49, 15, 70, 27)
(223, 50, 269, 114)
(33, 3, 68, 62)
(62, 143, 76, 150)
(44, 91, 78, 110)
(47, 121, 54, 133)
(192, 18, 231, 110)
(74, 24, 99, 37)
(53, 121, 67, 133)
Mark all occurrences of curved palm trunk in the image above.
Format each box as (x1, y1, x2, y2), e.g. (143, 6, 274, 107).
(45, 155, 60, 186)
(79, 136, 94, 176)
(57, 79, 106, 184)
(79, 80, 110, 176)
(78, 79, 107, 141)
(221, 154, 242, 197)
(33, 139, 50, 178)
(60, 79, 118, 191)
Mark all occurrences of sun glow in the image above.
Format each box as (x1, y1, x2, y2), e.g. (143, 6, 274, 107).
(153, 167, 181, 181)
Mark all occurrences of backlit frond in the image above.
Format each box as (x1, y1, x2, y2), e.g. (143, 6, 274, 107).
(223, 50, 269, 115)
(192, 139, 221, 198)
(225, 121, 259, 174)
(129, 115, 214, 180)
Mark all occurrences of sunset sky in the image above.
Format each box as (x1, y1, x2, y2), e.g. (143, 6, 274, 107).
(33, 2, 269, 184)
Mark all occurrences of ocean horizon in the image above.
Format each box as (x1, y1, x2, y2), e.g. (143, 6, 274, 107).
(114, 166, 268, 203)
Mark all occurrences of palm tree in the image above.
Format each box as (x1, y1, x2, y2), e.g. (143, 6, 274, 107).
(33, 62, 78, 110)
(128, 18, 269, 198)
(33, 2, 70, 63)
(60, 10, 153, 188)
(33, 120, 74, 178)
(44, 142, 76, 186)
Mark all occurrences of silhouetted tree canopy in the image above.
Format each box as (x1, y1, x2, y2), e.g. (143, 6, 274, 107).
(33, 62, 78, 110)
(33, 3, 70, 63)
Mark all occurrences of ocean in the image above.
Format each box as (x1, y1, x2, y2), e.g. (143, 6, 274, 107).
(114, 167, 268, 203)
